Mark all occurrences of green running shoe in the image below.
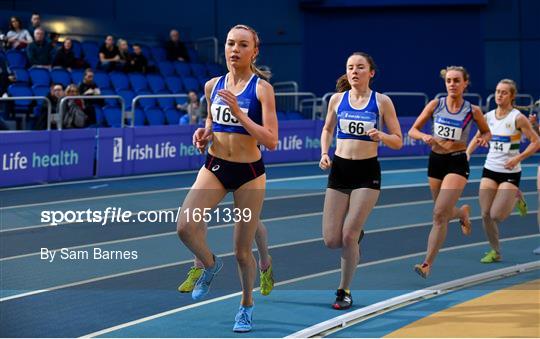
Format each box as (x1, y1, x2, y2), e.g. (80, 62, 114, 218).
(516, 192, 528, 217)
(480, 249, 501, 263)
(178, 266, 203, 293)
(260, 264, 274, 296)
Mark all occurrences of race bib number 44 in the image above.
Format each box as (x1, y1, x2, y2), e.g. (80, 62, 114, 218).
(489, 136, 512, 153)
(434, 116, 462, 141)
(211, 104, 247, 126)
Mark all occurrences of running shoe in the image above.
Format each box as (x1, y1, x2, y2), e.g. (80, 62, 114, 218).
(533, 246, 540, 255)
(332, 289, 353, 310)
(459, 204, 472, 236)
(178, 266, 203, 293)
(480, 249, 501, 263)
(260, 262, 274, 296)
(233, 305, 254, 332)
(516, 191, 528, 216)
(192, 255, 223, 300)
(414, 262, 431, 279)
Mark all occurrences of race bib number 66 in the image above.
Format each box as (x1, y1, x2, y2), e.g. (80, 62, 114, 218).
(339, 119, 375, 136)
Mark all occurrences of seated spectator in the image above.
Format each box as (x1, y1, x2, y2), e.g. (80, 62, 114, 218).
(49, 32, 60, 50)
(34, 83, 64, 130)
(177, 90, 202, 124)
(64, 84, 89, 128)
(117, 38, 132, 70)
(28, 12, 43, 38)
(27, 27, 54, 67)
(53, 38, 86, 69)
(6, 16, 32, 49)
(78, 68, 102, 123)
(98, 35, 121, 72)
(165, 29, 190, 62)
(127, 44, 148, 73)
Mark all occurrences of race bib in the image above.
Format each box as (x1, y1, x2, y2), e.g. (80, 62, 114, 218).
(434, 116, 462, 141)
(211, 104, 247, 126)
(489, 136, 511, 153)
(339, 119, 375, 136)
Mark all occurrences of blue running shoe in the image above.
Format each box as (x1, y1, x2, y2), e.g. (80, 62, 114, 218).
(233, 305, 253, 332)
(191, 255, 223, 300)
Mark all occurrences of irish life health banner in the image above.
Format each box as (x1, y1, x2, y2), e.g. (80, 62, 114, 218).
(0, 129, 96, 187)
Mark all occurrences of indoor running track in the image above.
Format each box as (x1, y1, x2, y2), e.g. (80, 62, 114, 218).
(0, 155, 539, 337)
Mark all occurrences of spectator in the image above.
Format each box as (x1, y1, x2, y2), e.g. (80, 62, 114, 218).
(34, 83, 64, 129)
(98, 35, 121, 72)
(53, 38, 86, 69)
(177, 90, 202, 124)
(27, 27, 54, 67)
(127, 44, 148, 73)
(117, 38, 131, 70)
(165, 29, 190, 62)
(49, 32, 60, 50)
(64, 84, 88, 128)
(28, 12, 43, 38)
(6, 16, 32, 49)
(78, 68, 101, 124)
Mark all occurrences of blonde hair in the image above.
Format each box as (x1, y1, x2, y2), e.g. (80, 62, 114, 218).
(65, 84, 79, 95)
(335, 52, 377, 92)
(440, 65, 470, 82)
(229, 24, 271, 81)
(497, 78, 518, 102)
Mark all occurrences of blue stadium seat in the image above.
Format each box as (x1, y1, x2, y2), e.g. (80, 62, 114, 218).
(128, 73, 149, 92)
(12, 68, 30, 83)
(165, 76, 184, 93)
(135, 89, 157, 109)
(103, 105, 123, 127)
(190, 63, 207, 79)
(100, 88, 118, 107)
(158, 61, 175, 76)
(133, 108, 146, 126)
(144, 107, 166, 125)
(206, 62, 224, 77)
(31, 84, 49, 97)
(164, 107, 182, 124)
(6, 50, 27, 69)
(174, 61, 192, 77)
(151, 46, 166, 62)
(7, 84, 33, 110)
(94, 105, 105, 126)
(71, 39, 83, 59)
(155, 90, 175, 109)
(118, 89, 135, 110)
(147, 73, 166, 93)
(93, 71, 112, 90)
(179, 113, 190, 125)
(187, 48, 198, 62)
(28, 67, 51, 87)
(70, 69, 84, 85)
(287, 112, 305, 120)
(81, 41, 99, 68)
(50, 68, 72, 87)
(181, 76, 199, 92)
(110, 72, 130, 91)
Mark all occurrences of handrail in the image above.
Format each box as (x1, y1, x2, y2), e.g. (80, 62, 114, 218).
(274, 81, 299, 93)
(131, 93, 189, 127)
(193, 36, 218, 63)
(299, 98, 324, 120)
(383, 92, 429, 106)
(486, 93, 535, 114)
(59, 95, 125, 130)
(321, 92, 336, 119)
(275, 92, 316, 112)
(0, 96, 51, 130)
(434, 92, 483, 108)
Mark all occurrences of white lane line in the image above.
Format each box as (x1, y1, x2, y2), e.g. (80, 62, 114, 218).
(81, 233, 540, 338)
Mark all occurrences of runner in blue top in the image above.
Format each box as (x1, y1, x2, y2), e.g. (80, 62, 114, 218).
(176, 24, 278, 333)
(409, 66, 491, 278)
(319, 52, 403, 310)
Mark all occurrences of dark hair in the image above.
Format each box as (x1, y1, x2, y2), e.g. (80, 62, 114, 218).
(84, 68, 94, 76)
(335, 52, 377, 92)
(228, 24, 271, 81)
(132, 43, 141, 48)
(9, 16, 23, 31)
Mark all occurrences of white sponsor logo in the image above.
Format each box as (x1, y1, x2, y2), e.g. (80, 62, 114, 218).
(113, 137, 123, 163)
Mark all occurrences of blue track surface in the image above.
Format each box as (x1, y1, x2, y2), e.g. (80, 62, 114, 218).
(0, 155, 538, 337)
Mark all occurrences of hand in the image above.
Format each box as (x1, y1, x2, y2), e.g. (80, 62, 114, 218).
(367, 128, 383, 142)
(475, 136, 489, 147)
(422, 134, 435, 146)
(217, 89, 241, 118)
(192, 127, 213, 154)
(319, 154, 331, 170)
(529, 113, 537, 125)
(504, 156, 520, 170)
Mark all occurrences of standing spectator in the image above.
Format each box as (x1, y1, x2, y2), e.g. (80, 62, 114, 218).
(127, 44, 148, 73)
(28, 12, 43, 37)
(117, 38, 131, 70)
(6, 16, 32, 49)
(165, 29, 190, 62)
(27, 27, 54, 67)
(177, 90, 202, 124)
(53, 38, 85, 69)
(98, 35, 120, 72)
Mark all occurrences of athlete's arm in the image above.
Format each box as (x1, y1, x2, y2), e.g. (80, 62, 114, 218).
(193, 78, 218, 153)
(507, 113, 540, 167)
(408, 99, 439, 145)
(471, 105, 491, 147)
(466, 130, 481, 160)
(319, 93, 340, 170)
(370, 93, 402, 149)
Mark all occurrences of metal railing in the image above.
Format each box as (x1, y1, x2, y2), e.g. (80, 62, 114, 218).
(131, 93, 189, 127)
(274, 92, 317, 118)
(193, 37, 219, 63)
(320, 92, 336, 119)
(59, 95, 124, 130)
(486, 93, 535, 114)
(0, 96, 52, 130)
